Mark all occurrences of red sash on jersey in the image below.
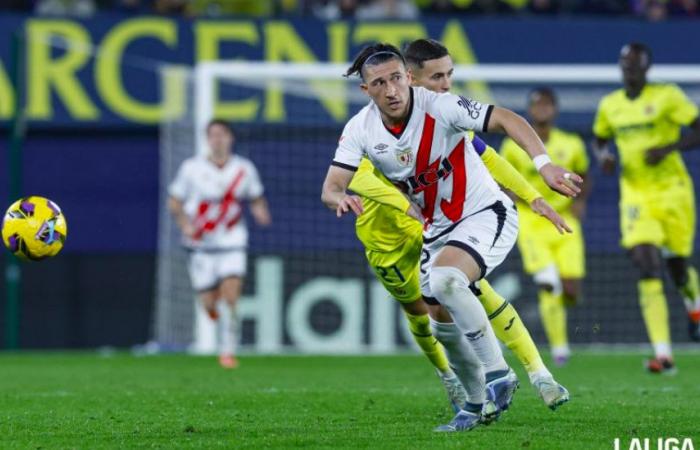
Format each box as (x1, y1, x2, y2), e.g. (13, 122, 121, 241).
(412, 113, 467, 228)
(192, 168, 246, 240)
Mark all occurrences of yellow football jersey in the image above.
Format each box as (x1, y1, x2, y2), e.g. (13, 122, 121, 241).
(593, 83, 699, 191)
(500, 128, 588, 214)
(349, 159, 422, 253)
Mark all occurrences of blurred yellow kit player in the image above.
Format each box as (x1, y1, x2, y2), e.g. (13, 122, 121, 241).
(593, 43, 700, 373)
(501, 88, 590, 365)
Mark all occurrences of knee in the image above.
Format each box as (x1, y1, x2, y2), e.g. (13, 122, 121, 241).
(629, 247, 663, 279)
(429, 266, 469, 301)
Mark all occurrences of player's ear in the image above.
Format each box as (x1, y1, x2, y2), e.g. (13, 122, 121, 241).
(360, 82, 369, 96)
(406, 68, 416, 86)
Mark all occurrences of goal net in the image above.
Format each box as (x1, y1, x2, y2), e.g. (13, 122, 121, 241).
(154, 61, 700, 354)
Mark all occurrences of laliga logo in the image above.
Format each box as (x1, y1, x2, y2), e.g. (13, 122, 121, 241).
(614, 438, 695, 450)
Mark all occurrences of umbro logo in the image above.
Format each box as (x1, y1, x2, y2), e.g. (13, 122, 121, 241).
(465, 330, 484, 341)
(374, 143, 388, 152)
(467, 236, 480, 245)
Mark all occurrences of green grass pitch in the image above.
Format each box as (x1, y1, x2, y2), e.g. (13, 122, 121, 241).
(1, 351, 699, 449)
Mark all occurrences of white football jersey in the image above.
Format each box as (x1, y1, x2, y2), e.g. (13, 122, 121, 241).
(169, 154, 264, 250)
(333, 86, 509, 239)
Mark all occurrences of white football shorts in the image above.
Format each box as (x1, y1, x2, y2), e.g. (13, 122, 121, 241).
(420, 200, 519, 301)
(187, 249, 247, 292)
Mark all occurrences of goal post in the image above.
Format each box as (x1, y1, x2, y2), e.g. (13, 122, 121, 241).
(154, 61, 700, 354)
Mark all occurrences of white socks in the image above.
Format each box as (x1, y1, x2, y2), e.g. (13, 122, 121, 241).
(217, 301, 239, 356)
(191, 303, 217, 355)
(430, 319, 485, 404)
(429, 266, 509, 374)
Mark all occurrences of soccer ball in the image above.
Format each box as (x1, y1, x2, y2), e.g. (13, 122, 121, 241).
(1, 196, 67, 261)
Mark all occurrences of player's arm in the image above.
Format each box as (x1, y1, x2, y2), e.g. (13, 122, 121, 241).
(646, 84, 700, 165)
(168, 196, 194, 238)
(478, 143, 541, 205)
(348, 160, 422, 221)
(244, 162, 272, 226)
(591, 136, 616, 174)
(322, 118, 369, 217)
(592, 99, 617, 174)
(489, 137, 570, 233)
(485, 107, 582, 197)
(168, 162, 194, 238)
(646, 118, 700, 165)
(570, 136, 592, 220)
(250, 196, 272, 226)
(322, 165, 363, 217)
(481, 146, 570, 233)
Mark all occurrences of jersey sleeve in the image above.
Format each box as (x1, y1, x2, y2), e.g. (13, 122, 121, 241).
(349, 159, 410, 213)
(168, 161, 190, 200)
(593, 98, 614, 139)
(243, 160, 265, 199)
(436, 93, 494, 134)
(571, 135, 590, 174)
(482, 146, 541, 204)
(665, 84, 699, 126)
(499, 138, 522, 171)
(332, 118, 365, 171)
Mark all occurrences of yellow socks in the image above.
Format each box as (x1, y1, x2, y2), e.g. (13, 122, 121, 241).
(403, 311, 451, 373)
(638, 278, 671, 358)
(538, 289, 569, 358)
(478, 280, 546, 375)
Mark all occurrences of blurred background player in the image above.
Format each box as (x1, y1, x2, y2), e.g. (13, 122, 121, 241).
(501, 88, 590, 366)
(168, 119, 271, 368)
(403, 38, 570, 407)
(593, 43, 700, 373)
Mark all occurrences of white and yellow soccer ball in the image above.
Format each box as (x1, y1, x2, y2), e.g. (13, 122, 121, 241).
(2, 196, 68, 261)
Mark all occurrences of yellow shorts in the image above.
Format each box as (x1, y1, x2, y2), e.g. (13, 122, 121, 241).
(517, 211, 585, 279)
(365, 233, 422, 303)
(620, 181, 696, 257)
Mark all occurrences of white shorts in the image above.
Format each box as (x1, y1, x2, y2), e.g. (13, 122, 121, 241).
(420, 200, 519, 301)
(188, 249, 247, 292)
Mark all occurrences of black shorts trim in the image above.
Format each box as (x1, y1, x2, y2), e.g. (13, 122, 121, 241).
(331, 161, 358, 172)
(487, 300, 510, 320)
(490, 201, 507, 249)
(423, 295, 440, 305)
(444, 240, 487, 280)
(423, 217, 466, 244)
(422, 201, 502, 245)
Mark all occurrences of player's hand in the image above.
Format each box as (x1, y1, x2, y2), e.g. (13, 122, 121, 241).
(539, 164, 582, 198)
(599, 153, 616, 174)
(530, 197, 572, 234)
(336, 194, 363, 217)
(645, 146, 672, 166)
